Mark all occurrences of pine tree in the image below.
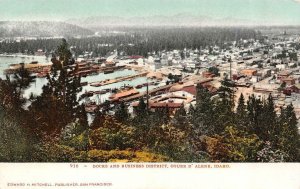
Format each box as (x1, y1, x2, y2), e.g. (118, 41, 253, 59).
(28, 39, 82, 135)
(278, 104, 300, 161)
(134, 98, 147, 118)
(192, 84, 215, 135)
(13, 63, 36, 93)
(262, 94, 277, 142)
(214, 78, 235, 134)
(0, 105, 34, 161)
(247, 95, 264, 137)
(91, 110, 106, 130)
(132, 98, 149, 129)
(172, 104, 188, 129)
(218, 78, 235, 105)
(160, 106, 170, 125)
(236, 93, 247, 130)
(188, 104, 195, 117)
(115, 101, 129, 123)
(76, 104, 89, 135)
(53, 39, 82, 112)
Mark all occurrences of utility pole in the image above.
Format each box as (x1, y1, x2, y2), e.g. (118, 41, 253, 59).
(229, 57, 232, 80)
(146, 81, 149, 111)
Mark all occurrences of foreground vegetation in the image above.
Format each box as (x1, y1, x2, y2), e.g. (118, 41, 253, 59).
(0, 39, 299, 162)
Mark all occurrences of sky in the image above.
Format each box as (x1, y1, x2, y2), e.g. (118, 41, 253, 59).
(0, 0, 300, 25)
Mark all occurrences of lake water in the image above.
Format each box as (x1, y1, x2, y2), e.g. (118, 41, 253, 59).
(0, 55, 164, 102)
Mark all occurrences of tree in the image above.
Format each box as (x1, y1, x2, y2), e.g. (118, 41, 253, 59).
(0, 105, 34, 162)
(204, 126, 262, 162)
(192, 84, 215, 136)
(89, 115, 136, 151)
(257, 141, 287, 162)
(246, 95, 264, 136)
(277, 104, 300, 161)
(280, 82, 286, 90)
(208, 66, 220, 76)
(12, 63, 36, 93)
(57, 38, 73, 66)
(91, 110, 106, 129)
(235, 93, 247, 130)
(167, 73, 174, 80)
(172, 104, 189, 129)
(133, 98, 148, 126)
(262, 94, 277, 142)
(221, 126, 262, 162)
(147, 123, 204, 162)
(214, 78, 235, 134)
(188, 104, 195, 119)
(28, 39, 82, 136)
(115, 101, 129, 123)
(76, 104, 89, 135)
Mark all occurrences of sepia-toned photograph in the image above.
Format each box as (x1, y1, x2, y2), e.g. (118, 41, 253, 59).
(0, 0, 299, 165)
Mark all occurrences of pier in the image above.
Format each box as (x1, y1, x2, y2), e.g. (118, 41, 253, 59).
(122, 78, 213, 102)
(89, 72, 148, 87)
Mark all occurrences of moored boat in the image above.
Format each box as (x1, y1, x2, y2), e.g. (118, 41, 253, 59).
(104, 69, 114, 74)
(135, 84, 143, 89)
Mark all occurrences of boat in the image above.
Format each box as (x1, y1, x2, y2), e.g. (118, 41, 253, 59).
(90, 83, 103, 87)
(104, 69, 114, 74)
(80, 82, 88, 86)
(80, 91, 94, 99)
(111, 88, 118, 93)
(95, 90, 107, 95)
(135, 84, 143, 89)
(121, 85, 133, 90)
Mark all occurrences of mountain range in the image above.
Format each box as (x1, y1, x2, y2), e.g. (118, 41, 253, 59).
(0, 21, 94, 38)
(0, 14, 294, 38)
(65, 14, 277, 29)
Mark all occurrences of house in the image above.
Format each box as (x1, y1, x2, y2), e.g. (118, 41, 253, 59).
(277, 70, 292, 79)
(250, 75, 261, 83)
(131, 101, 182, 114)
(281, 77, 296, 86)
(149, 102, 182, 111)
(109, 89, 139, 101)
(35, 49, 45, 56)
(285, 85, 300, 93)
(105, 61, 116, 67)
(202, 71, 215, 78)
(258, 69, 272, 78)
(276, 64, 287, 70)
(240, 69, 257, 76)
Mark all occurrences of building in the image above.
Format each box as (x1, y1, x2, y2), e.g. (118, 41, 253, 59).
(109, 89, 139, 101)
(277, 70, 292, 80)
(281, 77, 296, 86)
(240, 69, 257, 76)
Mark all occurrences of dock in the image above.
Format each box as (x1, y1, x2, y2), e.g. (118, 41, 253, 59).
(122, 78, 213, 102)
(90, 72, 148, 87)
(4, 63, 52, 74)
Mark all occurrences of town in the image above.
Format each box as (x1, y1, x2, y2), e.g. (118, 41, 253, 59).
(3, 30, 300, 123)
(0, 26, 299, 163)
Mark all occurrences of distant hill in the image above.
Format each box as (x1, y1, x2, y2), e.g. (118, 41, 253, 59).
(66, 14, 269, 30)
(0, 21, 94, 38)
